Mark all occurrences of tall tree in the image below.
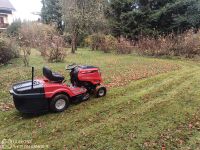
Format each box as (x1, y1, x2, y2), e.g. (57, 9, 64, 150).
(41, 0, 63, 31)
(107, 0, 200, 39)
(147, 0, 200, 33)
(61, 0, 107, 53)
(105, 0, 132, 38)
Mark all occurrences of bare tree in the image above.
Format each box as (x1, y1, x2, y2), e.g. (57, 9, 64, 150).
(18, 24, 32, 66)
(61, 0, 106, 53)
(18, 22, 66, 65)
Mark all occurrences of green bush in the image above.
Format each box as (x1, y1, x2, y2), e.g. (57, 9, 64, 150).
(100, 34, 118, 53)
(0, 38, 19, 65)
(7, 19, 22, 37)
(84, 33, 104, 50)
(85, 33, 118, 53)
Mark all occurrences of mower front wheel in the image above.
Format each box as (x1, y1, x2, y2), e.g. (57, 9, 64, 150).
(96, 87, 107, 98)
(50, 94, 70, 113)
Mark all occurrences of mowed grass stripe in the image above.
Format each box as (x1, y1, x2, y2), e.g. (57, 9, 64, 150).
(61, 70, 200, 150)
(68, 68, 198, 120)
(137, 73, 200, 149)
(74, 69, 199, 132)
(73, 67, 197, 114)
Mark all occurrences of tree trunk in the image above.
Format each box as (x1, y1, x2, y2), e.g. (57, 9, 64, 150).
(71, 40, 75, 54)
(71, 33, 76, 53)
(75, 34, 78, 51)
(71, 28, 78, 54)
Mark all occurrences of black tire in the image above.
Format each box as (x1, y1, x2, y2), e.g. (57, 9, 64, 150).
(50, 94, 70, 113)
(96, 87, 107, 98)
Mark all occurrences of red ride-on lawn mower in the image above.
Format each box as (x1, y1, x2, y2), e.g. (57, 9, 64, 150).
(10, 64, 107, 113)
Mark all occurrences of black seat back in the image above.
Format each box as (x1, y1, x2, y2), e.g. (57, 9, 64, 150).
(43, 67, 64, 82)
(43, 67, 53, 81)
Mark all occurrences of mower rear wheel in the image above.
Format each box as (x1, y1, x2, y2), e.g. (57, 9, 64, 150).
(96, 87, 107, 98)
(50, 94, 70, 113)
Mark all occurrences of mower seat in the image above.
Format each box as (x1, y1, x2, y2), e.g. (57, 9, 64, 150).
(43, 67, 65, 83)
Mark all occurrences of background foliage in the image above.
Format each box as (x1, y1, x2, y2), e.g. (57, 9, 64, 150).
(106, 0, 200, 39)
(0, 37, 19, 65)
(41, 0, 63, 31)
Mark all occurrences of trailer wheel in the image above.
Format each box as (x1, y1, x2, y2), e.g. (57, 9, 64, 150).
(96, 87, 107, 98)
(50, 94, 70, 113)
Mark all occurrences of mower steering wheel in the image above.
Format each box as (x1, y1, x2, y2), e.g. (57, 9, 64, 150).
(66, 64, 77, 70)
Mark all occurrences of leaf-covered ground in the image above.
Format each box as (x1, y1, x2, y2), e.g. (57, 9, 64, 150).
(0, 49, 200, 149)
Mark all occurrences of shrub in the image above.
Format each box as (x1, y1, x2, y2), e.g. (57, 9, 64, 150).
(100, 34, 118, 53)
(21, 47, 31, 66)
(116, 37, 134, 54)
(18, 22, 67, 63)
(45, 35, 66, 62)
(85, 33, 118, 53)
(136, 30, 200, 58)
(18, 22, 57, 48)
(0, 38, 19, 65)
(172, 30, 200, 58)
(84, 33, 104, 50)
(137, 35, 174, 56)
(7, 19, 22, 37)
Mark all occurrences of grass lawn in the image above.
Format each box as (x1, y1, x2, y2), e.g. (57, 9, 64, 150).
(0, 48, 200, 149)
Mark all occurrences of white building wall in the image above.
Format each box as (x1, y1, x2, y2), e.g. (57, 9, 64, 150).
(0, 13, 14, 25)
(7, 13, 13, 24)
